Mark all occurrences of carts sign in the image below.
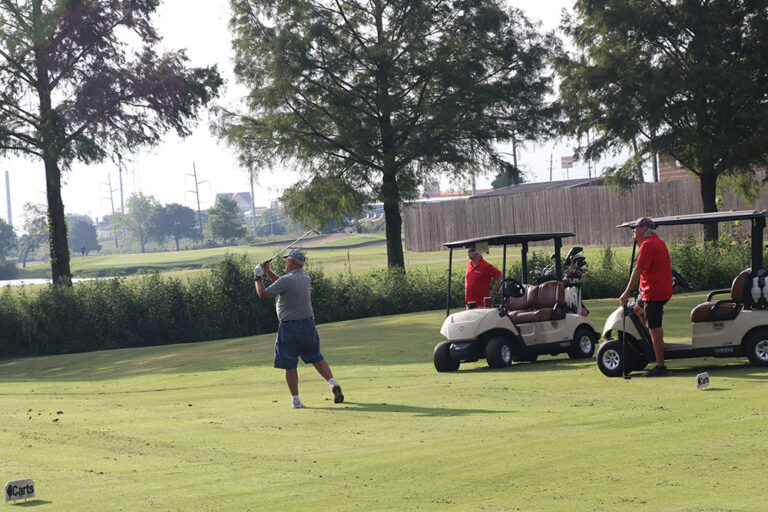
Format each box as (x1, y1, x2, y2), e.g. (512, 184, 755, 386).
(696, 372, 711, 389)
(5, 479, 35, 502)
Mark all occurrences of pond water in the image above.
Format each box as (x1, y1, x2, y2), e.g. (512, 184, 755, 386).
(0, 277, 109, 287)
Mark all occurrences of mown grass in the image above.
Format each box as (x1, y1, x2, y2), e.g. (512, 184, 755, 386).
(15, 235, 634, 282)
(1, 292, 765, 511)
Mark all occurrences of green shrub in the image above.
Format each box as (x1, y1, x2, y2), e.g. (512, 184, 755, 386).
(582, 247, 630, 300)
(0, 239, 761, 358)
(668, 235, 752, 291)
(0, 260, 18, 279)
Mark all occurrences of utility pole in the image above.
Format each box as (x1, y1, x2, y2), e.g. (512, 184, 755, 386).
(5, 170, 11, 226)
(586, 130, 592, 179)
(117, 156, 125, 214)
(103, 174, 119, 248)
(549, 153, 553, 182)
(250, 173, 257, 234)
(186, 163, 207, 240)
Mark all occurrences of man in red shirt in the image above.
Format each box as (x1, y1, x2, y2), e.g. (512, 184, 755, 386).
(465, 244, 502, 307)
(619, 217, 673, 376)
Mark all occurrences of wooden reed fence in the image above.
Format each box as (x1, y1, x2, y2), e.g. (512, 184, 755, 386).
(403, 180, 767, 252)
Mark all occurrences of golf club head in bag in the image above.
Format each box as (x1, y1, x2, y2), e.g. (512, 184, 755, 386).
(564, 246, 584, 265)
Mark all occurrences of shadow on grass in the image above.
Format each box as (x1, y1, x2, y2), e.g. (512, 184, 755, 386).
(327, 401, 512, 417)
(457, 358, 592, 374)
(618, 360, 768, 381)
(10, 500, 53, 507)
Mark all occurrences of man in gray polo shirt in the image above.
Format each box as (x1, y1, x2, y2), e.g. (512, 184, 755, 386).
(255, 248, 344, 408)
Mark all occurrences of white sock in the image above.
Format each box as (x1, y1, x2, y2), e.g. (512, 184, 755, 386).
(291, 395, 301, 402)
(328, 378, 338, 388)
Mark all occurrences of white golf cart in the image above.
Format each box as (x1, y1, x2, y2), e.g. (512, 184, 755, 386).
(597, 210, 768, 377)
(434, 233, 599, 372)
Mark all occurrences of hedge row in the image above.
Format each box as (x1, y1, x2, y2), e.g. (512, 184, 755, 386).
(0, 255, 466, 358)
(0, 239, 757, 358)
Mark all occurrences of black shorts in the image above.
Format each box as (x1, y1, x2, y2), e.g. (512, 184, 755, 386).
(638, 299, 668, 329)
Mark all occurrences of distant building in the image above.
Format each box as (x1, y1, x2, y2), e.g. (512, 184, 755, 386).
(470, 178, 603, 198)
(658, 154, 690, 182)
(417, 189, 492, 201)
(658, 154, 767, 182)
(215, 192, 253, 214)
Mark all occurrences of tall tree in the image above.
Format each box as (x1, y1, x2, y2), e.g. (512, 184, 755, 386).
(0, 218, 16, 260)
(18, 202, 47, 267)
(150, 203, 198, 251)
(206, 196, 247, 245)
(113, 193, 160, 253)
(66, 214, 100, 255)
(558, 0, 768, 240)
(218, 0, 557, 267)
(0, 0, 221, 284)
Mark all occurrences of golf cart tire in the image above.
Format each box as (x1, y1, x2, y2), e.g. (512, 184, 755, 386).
(568, 326, 596, 359)
(486, 336, 513, 369)
(744, 329, 768, 367)
(597, 339, 636, 377)
(434, 342, 460, 372)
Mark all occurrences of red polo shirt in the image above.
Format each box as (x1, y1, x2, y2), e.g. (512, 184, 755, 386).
(636, 234, 673, 301)
(465, 257, 502, 305)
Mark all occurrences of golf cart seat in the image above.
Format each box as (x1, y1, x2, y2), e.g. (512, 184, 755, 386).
(690, 269, 749, 323)
(507, 281, 567, 324)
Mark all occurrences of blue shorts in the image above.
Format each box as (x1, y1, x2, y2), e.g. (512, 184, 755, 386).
(274, 318, 324, 370)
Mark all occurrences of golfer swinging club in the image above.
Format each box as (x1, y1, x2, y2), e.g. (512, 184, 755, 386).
(254, 248, 344, 408)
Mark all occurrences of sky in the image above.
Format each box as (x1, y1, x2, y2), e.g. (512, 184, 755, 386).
(0, 0, 624, 227)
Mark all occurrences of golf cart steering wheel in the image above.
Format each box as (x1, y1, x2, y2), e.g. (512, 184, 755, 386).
(671, 269, 693, 290)
(503, 278, 525, 299)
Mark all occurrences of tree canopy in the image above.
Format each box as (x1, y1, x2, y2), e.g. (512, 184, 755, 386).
(150, 203, 199, 251)
(18, 202, 47, 267)
(218, 0, 558, 267)
(281, 176, 368, 232)
(0, 0, 221, 284)
(0, 218, 16, 260)
(113, 193, 160, 253)
(207, 197, 247, 245)
(558, 0, 768, 239)
(66, 214, 100, 255)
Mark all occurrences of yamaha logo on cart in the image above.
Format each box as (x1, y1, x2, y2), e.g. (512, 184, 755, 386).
(5, 479, 35, 502)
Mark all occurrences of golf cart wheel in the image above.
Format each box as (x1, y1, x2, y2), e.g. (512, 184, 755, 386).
(486, 336, 513, 369)
(744, 329, 768, 367)
(434, 342, 460, 372)
(597, 340, 635, 377)
(568, 326, 596, 359)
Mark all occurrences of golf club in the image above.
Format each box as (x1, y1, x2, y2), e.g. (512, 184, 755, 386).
(254, 228, 320, 277)
(622, 304, 631, 379)
(622, 240, 638, 380)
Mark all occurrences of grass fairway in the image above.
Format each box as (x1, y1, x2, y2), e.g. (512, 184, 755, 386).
(2, 295, 766, 511)
(14, 234, 634, 280)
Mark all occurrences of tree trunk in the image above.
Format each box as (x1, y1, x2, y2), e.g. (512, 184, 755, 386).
(699, 171, 719, 241)
(175, 236, 180, 251)
(382, 169, 405, 268)
(22, 242, 31, 268)
(44, 156, 72, 286)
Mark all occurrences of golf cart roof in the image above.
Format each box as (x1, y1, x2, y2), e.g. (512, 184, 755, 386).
(617, 210, 768, 228)
(443, 232, 575, 249)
